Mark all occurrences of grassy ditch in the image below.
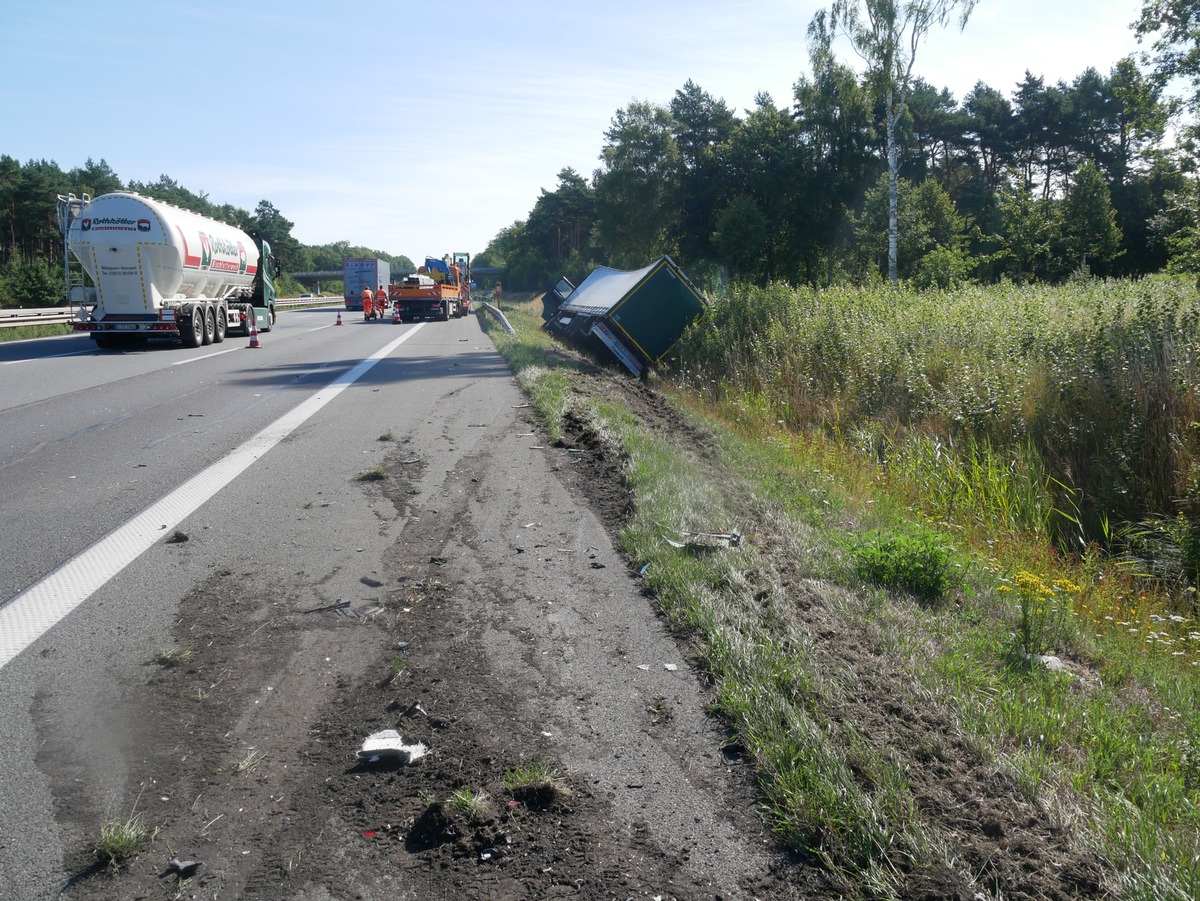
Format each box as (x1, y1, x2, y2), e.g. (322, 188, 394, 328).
(481, 294, 1200, 899)
(0, 322, 73, 342)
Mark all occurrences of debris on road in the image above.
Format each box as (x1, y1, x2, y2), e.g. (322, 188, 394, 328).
(665, 529, 742, 552)
(357, 729, 427, 764)
(159, 857, 202, 879)
(301, 598, 352, 615)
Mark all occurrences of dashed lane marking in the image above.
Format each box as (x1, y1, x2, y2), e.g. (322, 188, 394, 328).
(0, 324, 426, 670)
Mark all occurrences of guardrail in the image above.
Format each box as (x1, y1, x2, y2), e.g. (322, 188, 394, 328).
(477, 301, 516, 335)
(0, 297, 333, 330)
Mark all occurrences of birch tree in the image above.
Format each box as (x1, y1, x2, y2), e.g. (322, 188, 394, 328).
(809, 0, 977, 285)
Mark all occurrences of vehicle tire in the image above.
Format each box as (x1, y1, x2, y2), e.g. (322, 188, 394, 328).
(264, 306, 276, 332)
(202, 304, 215, 345)
(93, 334, 118, 349)
(439, 301, 450, 322)
(182, 307, 204, 347)
(212, 305, 227, 343)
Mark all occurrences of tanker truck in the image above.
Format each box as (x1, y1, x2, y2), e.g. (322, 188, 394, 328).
(67, 192, 277, 349)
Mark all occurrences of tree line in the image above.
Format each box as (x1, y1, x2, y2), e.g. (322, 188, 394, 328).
(478, 0, 1200, 294)
(0, 156, 413, 307)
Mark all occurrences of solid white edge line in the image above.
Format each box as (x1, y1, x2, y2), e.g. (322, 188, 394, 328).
(0, 323, 425, 670)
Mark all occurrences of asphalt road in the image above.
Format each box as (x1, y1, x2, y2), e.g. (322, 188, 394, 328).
(0, 308, 513, 898)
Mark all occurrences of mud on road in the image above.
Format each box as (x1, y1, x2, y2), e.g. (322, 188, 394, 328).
(55, 375, 808, 900)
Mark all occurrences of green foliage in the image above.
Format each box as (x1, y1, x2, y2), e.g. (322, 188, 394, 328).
(488, 290, 1200, 896)
(712, 196, 768, 279)
(446, 787, 493, 823)
(1061, 161, 1124, 270)
(593, 100, 681, 268)
(0, 254, 61, 307)
(998, 570, 1081, 657)
(0, 155, 414, 296)
(672, 277, 1200, 560)
(850, 527, 957, 602)
(94, 813, 156, 872)
(1136, 0, 1200, 109)
(849, 174, 972, 284)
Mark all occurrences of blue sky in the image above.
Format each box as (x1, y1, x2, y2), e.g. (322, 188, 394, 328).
(2, 1, 1146, 263)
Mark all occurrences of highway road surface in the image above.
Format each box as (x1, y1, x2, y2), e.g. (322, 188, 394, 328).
(0, 308, 514, 896)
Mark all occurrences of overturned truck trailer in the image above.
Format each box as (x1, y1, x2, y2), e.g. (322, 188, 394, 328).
(543, 256, 706, 376)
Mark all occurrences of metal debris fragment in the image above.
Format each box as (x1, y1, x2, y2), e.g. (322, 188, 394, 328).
(665, 529, 742, 552)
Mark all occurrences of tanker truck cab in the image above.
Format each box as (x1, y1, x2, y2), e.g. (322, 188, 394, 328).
(67, 191, 278, 349)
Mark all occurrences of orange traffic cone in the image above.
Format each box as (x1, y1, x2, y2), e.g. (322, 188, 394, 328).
(392, 305, 400, 323)
(248, 316, 262, 348)
(335, 309, 343, 326)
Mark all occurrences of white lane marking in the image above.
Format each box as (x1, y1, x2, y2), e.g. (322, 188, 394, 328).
(2, 350, 94, 365)
(0, 324, 426, 670)
(171, 345, 244, 365)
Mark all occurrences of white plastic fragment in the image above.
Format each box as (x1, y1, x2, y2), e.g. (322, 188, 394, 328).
(356, 729, 427, 764)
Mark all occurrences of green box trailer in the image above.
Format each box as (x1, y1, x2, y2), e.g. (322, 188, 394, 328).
(545, 256, 706, 376)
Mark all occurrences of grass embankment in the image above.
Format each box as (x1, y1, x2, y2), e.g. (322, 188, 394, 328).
(0, 323, 72, 342)
(480, 289, 1200, 900)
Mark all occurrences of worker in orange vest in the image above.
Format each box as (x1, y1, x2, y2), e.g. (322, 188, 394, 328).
(361, 286, 374, 320)
(375, 285, 389, 321)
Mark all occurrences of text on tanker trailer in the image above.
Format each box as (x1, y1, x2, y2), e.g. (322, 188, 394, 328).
(67, 192, 277, 349)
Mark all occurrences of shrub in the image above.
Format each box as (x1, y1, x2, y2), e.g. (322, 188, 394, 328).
(850, 528, 956, 602)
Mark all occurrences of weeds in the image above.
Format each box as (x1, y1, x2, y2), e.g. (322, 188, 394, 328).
(153, 647, 193, 668)
(0, 323, 73, 343)
(849, 527, 958, 603)
(482, 292, 1200, 896)
(446, 787, 493, 823)
(237, 749, 265, 773)
(94, 812, 157, 872)
(999, 570, 1081, 658)
(503, 759, 571, 806)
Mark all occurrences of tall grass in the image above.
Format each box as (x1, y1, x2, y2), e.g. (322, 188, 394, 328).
(482, 294, 1200, 897)
(673, 277, 1200, 584)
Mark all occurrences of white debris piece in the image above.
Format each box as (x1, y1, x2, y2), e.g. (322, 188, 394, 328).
(357, 729, 427, 764)
(1036, 654, 1067, 673)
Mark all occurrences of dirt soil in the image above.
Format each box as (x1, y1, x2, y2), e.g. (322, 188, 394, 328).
(53, 368, 1106, 900)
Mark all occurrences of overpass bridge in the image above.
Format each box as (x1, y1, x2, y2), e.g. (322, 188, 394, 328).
(291, 267, 500, 294)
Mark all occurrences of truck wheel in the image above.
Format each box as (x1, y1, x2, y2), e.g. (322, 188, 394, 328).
(182, 307, 204, 347)
(439, 301, 450, 322)
(202, 305, 215, 345)
(93, 334, 118, 349)
(263, 306, 276, 332)
(212, 305, 227, 343)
